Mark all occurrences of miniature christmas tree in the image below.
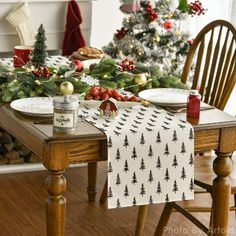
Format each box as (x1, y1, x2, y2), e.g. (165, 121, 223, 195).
(103, 0, 205, 76)
(132, 172, 138, 185)
(31, 24, 48, 68)
(131, 147, 138, 160)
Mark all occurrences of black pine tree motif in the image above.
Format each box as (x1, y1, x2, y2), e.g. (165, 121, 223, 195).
(172, 155, 178, 168)
(172, 180, 178, 193)
(182, 192, 186, 200)
(149, 195, 153, 204)
(148, 145, 153, 158)
(116, 173, 121, 185)
(140, 158, 146, 171)
(108, 187, 113, 198)
(156, 132, 161, 143)
(164, 144, 170, 156)
(131, 172, 137, 185)
(123, 135, 129, 148)
(140, 133, 145, 145)
(131, 147, 138, 160)
(156, 156, 161, 169)
(116, 199, 121, 208)
(189, 178, 194, 191)
(189, 153, 194, 166)
(156, 181, 161, 194)
(116, 148, 121, 161)
(164, 168, 170, 181)
(140, 183, 146, 196)
(124, 185, 129, 198)
(108, 162, 113, 174)
(132, 197, 137, 206)
(148, 170, 154, 183)
(181, 167, 186, 180)
(189, 128, 194, 140)
(172, 130, 178, 142)
(181, 142, 186, 154)
(123, 160, 129, 173)
(165, 194, 169, 202)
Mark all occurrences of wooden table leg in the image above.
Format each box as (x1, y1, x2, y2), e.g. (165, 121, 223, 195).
(135, 205, 149, 236)
(87, 162, 97, 202)
(45, 170, 66, 236)
(212, 151, 232, 236)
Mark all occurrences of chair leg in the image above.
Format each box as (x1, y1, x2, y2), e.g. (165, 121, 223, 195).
(135, 205, 149, 236)
(99, 178, 108, 204)
(154, 203, 173, 236)
(87, 162, 97, 202)
(234, 194, 236, 219)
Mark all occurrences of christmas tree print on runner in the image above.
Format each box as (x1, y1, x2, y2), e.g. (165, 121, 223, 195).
(156, 156, 161, 169)
(132, 197, 137, 206)
(189, 128, 194, 140)
(165, 194, 169, 202)
(123, 160, 129, 173)
(124, 185, 129, 198)
(123, 135, 129, 148)
(116, 173, 121, 185)
(172, 130, 178, 142)
(131, 147, 138, 160)
(156, 131, 161, 143)
(189, 178, 194, 191)
(140, 158, 146, 171)
(116, 148, 121, 161)
(156, 181, 161, 194)
(140, 183, 146, 196)
(181, 142, 186, 154)
(172, 155, 178, 168)
(148, 170, 154, 183)
(149, 195, 153, 204)
(181, 167, 186, 180)
(116, 199, 121, 208)
(189, 153, 194, 166)
(164, 144, 170, 156)
(182, 192, 186, 201)
(140, 133, 145, 145)
(148, 145, 153, 158)
(172, 180, 178, 193)
(108, 187, 113, 198)
(132, 172, 138, 185)
(108, 161, 113, 174)
(107, 137, 112, 148)
(164, 168, 170, 181)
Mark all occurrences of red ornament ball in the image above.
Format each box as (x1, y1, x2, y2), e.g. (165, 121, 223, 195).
(73, 60, 84, 72)
(164, 20, 173, 30)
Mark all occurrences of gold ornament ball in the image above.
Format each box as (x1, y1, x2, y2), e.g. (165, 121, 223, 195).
(59, 81, 74, 95)
(134, 74, 147, 87)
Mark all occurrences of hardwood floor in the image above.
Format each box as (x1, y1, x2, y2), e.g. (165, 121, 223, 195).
(0, 160, 235, 236)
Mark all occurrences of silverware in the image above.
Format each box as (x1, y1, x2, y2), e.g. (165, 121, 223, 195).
(165, 106, 215, 113)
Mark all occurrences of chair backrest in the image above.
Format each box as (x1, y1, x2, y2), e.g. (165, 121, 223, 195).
(181, 20, 236, 110)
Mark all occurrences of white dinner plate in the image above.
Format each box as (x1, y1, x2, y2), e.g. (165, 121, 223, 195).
(138, 88, 189, 107)
(82, 59, 101, 70)
(10, 97, 53, 117)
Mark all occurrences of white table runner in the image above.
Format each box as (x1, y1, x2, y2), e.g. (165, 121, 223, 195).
(79, 104, 194, 209)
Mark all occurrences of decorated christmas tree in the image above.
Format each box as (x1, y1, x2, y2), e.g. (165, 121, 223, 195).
(103, 0, 205, 76)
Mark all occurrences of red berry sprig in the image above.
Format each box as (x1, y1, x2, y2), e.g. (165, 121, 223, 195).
(190, 0, 205, 16)
(145, 3, 158, 22)
(33, 66, 50, 78)
(115, 27, 129, 40)
(120, 58, 136, 71)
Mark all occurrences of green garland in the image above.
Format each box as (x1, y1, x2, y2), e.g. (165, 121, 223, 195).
(0, 58, 189, 103)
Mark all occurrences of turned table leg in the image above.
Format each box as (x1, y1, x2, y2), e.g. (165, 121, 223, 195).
(45, 170, 66, 236)
(87, 162, 97, 202)
(212, 151, 232, 236)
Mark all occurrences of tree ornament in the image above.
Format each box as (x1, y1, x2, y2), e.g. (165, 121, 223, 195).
(120, 58, 136, 71)
(134, 73, 147, 87)
(144, 3, 158, 22)
(31, 24, 48, 68)
(152, 35, 161, 43)
(73, 60, 84, 72)
(164, 20, 174, 30)
(190, 0, 205, 16)
(115, 27, 129, 40)
(168, 0, 179, 11)
(33, 66, 50, 78)
(59, 81, 74, 95)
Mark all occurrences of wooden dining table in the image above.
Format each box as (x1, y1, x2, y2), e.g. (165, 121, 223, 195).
(0, 103, 236, 236)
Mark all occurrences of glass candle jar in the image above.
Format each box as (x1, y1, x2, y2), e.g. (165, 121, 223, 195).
(53, 95, 79, 133)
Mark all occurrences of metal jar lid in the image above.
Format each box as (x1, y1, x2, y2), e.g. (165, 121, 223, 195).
(53, 95, 79, 109)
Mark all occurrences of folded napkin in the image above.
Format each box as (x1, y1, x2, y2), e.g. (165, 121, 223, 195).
(62, 0, 86, 56)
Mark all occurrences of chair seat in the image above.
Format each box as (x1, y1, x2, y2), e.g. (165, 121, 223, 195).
(194, 155, 236, 194)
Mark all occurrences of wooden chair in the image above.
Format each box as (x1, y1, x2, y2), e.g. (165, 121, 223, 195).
(92, 19, 236, 235)
(155, 19, 236, 235)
